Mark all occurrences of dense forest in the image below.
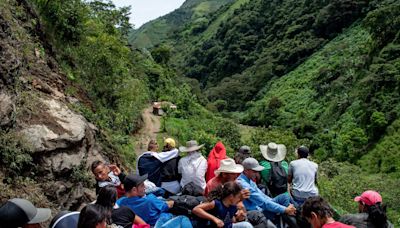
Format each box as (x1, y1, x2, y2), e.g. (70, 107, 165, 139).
(0, 0, 399, 225)
(130, 0, 400, 224)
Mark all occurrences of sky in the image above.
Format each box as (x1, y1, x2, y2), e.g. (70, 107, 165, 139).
(111, 0, 186, 28)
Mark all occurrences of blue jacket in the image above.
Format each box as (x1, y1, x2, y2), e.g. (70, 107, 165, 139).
(116, 194, 171, 225)
(237, 174, 286, 214)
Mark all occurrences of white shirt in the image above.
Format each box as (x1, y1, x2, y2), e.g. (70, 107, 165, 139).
(98, 171, 121, 187)
(178, 151, 207, 190)
(289, 158, 318, 198)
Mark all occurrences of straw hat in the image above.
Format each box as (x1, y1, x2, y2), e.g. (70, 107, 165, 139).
(214, 158, 244, 175)
(179, 140, 204, 152)
(260, 142, 287, 162)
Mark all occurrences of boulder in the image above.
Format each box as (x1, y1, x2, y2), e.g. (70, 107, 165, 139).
(21, 98, 87, 152)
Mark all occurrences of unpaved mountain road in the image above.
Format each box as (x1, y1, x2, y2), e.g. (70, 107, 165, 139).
(134, 106, 161, 156)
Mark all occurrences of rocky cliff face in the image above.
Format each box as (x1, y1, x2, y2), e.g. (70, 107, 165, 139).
(0, 0, 112, 210)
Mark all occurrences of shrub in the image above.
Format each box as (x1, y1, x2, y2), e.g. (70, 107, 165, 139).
(0, 130, 33, 178)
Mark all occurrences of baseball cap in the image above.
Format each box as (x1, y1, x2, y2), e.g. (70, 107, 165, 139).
(124, 173, 148, 192)
(238, 145, 251, 154)
(242, 158, 265, 171)
(354, 190, 382, 206)
(0, 198, 51, 227)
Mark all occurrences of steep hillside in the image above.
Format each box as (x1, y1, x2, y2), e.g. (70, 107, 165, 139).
(0, 0, 167, 212)
(0, 0, 108, 210)
(129, 0, 400, 223)
(128, 0, 234, 49)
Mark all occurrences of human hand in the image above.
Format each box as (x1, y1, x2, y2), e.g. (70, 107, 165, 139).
(166, 200, 174, 208)
(285, 204, 296, 216)
(108, 165, 121, 176)
(213, 218, 224, 228)
(241, 189, 250, 199)
(235, 208, 247, 222)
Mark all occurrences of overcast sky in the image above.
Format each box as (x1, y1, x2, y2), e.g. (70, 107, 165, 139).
(111, 0, 186, 28)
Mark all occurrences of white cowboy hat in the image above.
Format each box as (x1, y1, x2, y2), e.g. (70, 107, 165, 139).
(179, 140, 204, 152)
(214, 158, 244, 175)
(260, 142, 287, 162)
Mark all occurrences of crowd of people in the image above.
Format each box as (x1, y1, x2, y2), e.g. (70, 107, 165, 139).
(0, 138, 394, 228)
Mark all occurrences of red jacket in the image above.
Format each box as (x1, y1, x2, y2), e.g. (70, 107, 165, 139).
(206, 141, 227, 182)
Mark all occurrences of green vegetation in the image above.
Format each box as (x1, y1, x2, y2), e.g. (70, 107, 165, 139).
(2, 0, 399, 224)
(129, 0, 234, 49)
(131, 0, 400, 223)
(29, 0, 153, 167)
(0, 130, 33, 178)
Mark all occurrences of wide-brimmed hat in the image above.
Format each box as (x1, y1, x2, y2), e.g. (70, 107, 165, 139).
(260, 142, 287, 162)
(179, 140, 204, 152)
(214, 158, 244, 175)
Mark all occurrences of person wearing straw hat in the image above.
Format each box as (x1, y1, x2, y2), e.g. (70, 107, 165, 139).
(0, 198, 51, 228)
(288, 146, 318, 207)
(178, 140, 208, 191)
(204, 158, 244, 196)
(259, 142, 289, 197)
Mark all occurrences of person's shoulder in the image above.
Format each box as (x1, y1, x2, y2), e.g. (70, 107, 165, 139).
(309, 159, 318, 167)
(322, 221, 355, 228)
(289, 159, 299, 166)
(113, 206, 135, 216)
(260, 160, 271, 168)
(339, 213, 367, 223)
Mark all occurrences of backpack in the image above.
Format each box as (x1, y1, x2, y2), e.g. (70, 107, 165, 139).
(168, 195, 205, 218)
(268, 161, 288, 196)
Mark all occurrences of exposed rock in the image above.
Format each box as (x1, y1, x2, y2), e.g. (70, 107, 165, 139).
(21, 98, 87, 152)
(45, 181, 95, 210)
(0, 92, 14, 126)
(49, 150, 86, 174)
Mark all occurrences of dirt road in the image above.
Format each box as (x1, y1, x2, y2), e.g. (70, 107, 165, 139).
(134, 106, 161, 155)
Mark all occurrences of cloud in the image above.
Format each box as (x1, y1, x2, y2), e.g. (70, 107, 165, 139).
(112, 0, 185, 28)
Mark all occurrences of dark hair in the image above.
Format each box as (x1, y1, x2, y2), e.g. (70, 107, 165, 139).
(234, 153, 250, 165)
(208, 181, 242, 201)
(78, 204, 109, 228)
(366, 203, 388, 228)
(163, 144, 174, 152)
(302, 196, 333, 219)
(297, 146, 309, 158)
(96, 185, 117, 210)
(91, 160, 104, 173)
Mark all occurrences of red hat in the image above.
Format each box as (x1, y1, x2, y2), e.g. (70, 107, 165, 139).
(354, 190, 382, 206)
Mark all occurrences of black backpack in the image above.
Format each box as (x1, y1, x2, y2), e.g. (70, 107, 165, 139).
(168, 195, 205, 218)
(268, 161, 288, 196)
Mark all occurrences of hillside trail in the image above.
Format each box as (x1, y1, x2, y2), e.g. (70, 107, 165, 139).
(134, 106, 161, 156)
